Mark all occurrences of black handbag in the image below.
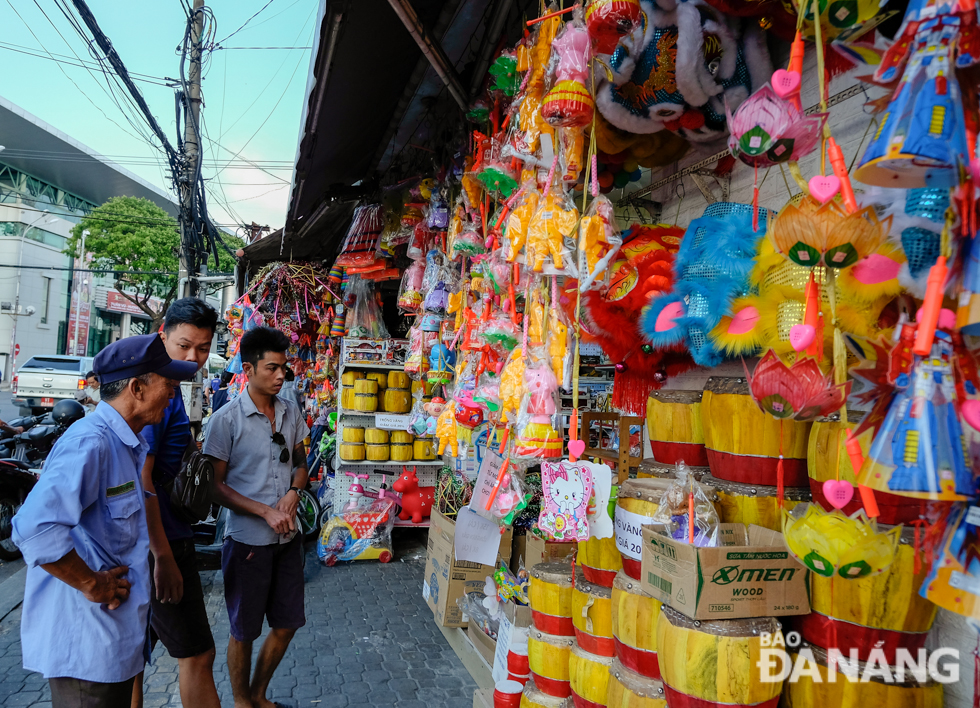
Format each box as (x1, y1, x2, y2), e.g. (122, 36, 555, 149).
(160, 439, 215, 524)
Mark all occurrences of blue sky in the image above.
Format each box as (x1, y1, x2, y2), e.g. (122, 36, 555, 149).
(0, 0, 317, 233)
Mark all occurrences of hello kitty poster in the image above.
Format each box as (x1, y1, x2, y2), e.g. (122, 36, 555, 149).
(537, 461, 594, 541)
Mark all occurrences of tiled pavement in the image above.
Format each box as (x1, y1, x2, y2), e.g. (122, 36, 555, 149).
(0, 529, 479, 707)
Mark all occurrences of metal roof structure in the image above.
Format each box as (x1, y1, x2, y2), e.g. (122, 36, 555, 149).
(0, 94, 178, 216)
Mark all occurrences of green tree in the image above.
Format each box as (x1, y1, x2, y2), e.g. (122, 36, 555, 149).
(64, 196, 240, 328)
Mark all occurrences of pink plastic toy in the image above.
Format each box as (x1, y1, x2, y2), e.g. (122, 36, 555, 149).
(392, 466, 435, 524)
(344, 472, 370, 511)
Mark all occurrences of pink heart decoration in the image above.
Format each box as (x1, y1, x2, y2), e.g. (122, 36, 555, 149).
(727, 306, 760, 335)
(771, 69, 801, 99)
(962, 400, 980, 432)
(655, 301, 685, 333)
(568, 439, 586, 460)
(789, 324, 815, 352)
(851, 253, 901, 285)
(822, 479, 855, 510)
(809, 175, 841, 204)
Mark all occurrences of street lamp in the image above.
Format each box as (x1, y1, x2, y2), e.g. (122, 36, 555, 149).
(8, 211, 57, 378)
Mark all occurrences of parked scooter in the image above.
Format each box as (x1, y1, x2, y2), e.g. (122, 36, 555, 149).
(0, 399, 85, 560)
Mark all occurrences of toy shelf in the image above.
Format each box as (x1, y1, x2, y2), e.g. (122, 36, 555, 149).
(341, 363, 406, 371)
(336, 459, 445, 466)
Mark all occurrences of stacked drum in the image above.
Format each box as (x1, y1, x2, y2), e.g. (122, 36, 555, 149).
(527, 562, 576, 699)
(644, 390, 710, 478)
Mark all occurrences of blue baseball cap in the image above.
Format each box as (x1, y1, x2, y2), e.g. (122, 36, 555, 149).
(94, 333, 199, 384)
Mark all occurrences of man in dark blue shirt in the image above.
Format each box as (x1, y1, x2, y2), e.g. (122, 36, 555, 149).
(135, 299, 220, 708)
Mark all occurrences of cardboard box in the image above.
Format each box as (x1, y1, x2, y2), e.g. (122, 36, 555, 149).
(525, 534, 576, 570)
(640, 523, 810, 620)
(510, 534, 527, 575)
(467, 625, 497, 666)
(423, 508, 513, 627)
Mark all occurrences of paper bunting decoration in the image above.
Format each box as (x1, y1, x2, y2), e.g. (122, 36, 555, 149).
(745, 350, 851, 421)
(782, 504, 900, 579)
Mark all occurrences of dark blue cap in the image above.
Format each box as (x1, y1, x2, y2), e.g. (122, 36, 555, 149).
(94, 333, 199, 384)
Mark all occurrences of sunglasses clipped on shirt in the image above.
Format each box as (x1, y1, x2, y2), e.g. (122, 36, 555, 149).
(272, 432, 290, 463)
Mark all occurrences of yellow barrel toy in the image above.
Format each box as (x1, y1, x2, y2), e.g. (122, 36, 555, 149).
(529, 562, 575, 636)
(615, 478, 672, 579)
(781, 646, 943, 708)
(528, 629, 575, 699)
(611, 571, 661, 680)
(413, 438, 436, 461)
(384, 370, 411, 413)
(390, 430, 414, 461)
(656, 605, 783, 708)
(572, 570, 614, 657)
(701, 376, 810, 487)
(607, 658, 667, 708)
(793, 525, 937, 663)
(578, 533, 622, 588)
(569, 643, 613, 707)
(646, 390, 707, 466)
(704, 473, 810, 532)
(340, 370, 364, 409)
(519, 679, 567, 708)
(352, 378, 379, 412)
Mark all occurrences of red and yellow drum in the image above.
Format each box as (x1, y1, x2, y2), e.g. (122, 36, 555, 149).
(569, 644, 613, 708)
(701, 376, 810, 487)
(611, 571, 661, 680)
(520, 680, 567, 708)
(781, 646, 943, 708)
(656, 605, 783, 708)
(637, 459, 708, 481)
(572, 570, 615, 657)
(792, 526, 937, 663)
(528, 629, 575, 698)
(705, 473, 810, 532)
(646, 390, 708, 466)
(529, 562, 575, 636)
(607, 658, 667, 708)
(578, 533, 622, 588)
(807, 415, 927, 524)
(615, 478, 672, 580)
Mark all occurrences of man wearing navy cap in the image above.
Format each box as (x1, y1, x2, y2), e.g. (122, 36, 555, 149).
(12, 333, 197, 708)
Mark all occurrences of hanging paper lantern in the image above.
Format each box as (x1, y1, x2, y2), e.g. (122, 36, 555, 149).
(585, 0, 643, 54)
(856, 332, 976, 501)
(768, 198, 889, 269)
(746, 350, 851, 421)
(782, 504, 901, 579)
(727, 83, 826, 167)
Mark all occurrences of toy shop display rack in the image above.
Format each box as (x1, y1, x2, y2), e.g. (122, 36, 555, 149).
(333, 337, 443, 525)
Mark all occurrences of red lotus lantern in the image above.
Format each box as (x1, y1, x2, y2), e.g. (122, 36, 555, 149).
(746, 350, 851, 421)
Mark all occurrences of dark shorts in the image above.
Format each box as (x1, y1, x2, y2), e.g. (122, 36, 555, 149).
(50, 676, 136, 708)
(221, 535, 306, 642)
(149, 538, 215, 659)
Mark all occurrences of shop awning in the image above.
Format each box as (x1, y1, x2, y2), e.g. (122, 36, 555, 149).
(283, 0, 531, 255)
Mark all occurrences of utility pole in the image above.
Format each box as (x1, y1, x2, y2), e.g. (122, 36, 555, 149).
(179, 0, 205, 299)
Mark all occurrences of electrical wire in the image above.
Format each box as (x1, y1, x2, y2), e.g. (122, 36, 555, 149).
(0, 40, 172, 85)
(215, 0, 276, 45)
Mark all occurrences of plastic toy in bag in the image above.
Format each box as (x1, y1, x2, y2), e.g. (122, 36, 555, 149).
(333, 204, 384, 268)
(650, 462, 720, 546)
(494, 560, 529, 605)
(451, 222, 486, 259)
(457, 592, 500, 639)
(504, 186, 541, 262)
(344, 275, 389, 339)
(578, 195, 622, 291)
(526, 192, 579, 272)
(514, 358, 563, 459)
(316, 496, 397, 565)
(472, 454, 532, 526)
(541, 11, 594, 128)
(397, 259, 425, 313)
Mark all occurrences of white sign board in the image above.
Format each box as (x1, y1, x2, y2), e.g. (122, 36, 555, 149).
(375, 413, 412, 431)
(453, 507, 503, 567)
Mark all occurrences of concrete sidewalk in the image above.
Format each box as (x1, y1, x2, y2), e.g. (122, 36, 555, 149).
(0, 530, 478, 707)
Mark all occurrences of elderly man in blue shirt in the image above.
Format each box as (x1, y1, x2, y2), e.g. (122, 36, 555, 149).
(13, 333, 197, 708)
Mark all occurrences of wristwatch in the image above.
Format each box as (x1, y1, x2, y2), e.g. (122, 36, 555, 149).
(288, 486, 300, 496)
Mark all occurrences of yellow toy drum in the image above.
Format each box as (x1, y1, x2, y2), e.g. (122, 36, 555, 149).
(569, 644, 612, 708)
(607, 658, 666, 708)
(528, 629, 575, 699)
(529, 562, 575, 636)
(611, 571, 661, 680)
(792, 526, 937, 663)
(572, 570, 614, 657)
(365, 372, 387, 390)
(808, 415, 926, 525)
(340, 370, 364, 409)
(519, 680, 567, 708)
(704, 473, 810, 531)
(413, 438, 436, 461)
(646, 390, 708, 466)
(578, 534, 621, 588)
(701, 376, 811, 487)
(781, 646, 943, 708)
(390, 431, 413, 462)
(352, 378, 379, 412)
(615, 478, 672, 579)
(656, 605, 783, 708)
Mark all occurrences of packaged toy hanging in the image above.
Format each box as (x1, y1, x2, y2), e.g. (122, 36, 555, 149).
(526, 189, 579, 273)
(649, 463, 720, 546)
(316, 496, 396, 566)
(334, 204, 384, 267)
(345, 275, 389, 339)
(396, 259, 425, 313)
(514, 356, 564, 459)
(577, 194, 622, 291)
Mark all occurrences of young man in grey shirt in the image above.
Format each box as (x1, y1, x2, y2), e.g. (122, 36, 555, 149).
(204, 326, 309, 708)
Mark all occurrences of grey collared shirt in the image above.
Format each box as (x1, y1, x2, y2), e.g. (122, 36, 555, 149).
(203, 386, 310, 545)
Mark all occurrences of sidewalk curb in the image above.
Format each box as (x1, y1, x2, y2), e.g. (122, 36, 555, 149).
(0, 566, 26, 622)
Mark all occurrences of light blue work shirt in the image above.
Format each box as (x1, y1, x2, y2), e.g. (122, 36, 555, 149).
(13, 402, 151, 683)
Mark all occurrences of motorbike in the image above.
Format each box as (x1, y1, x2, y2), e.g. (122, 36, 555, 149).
(0, 400, 85, 560)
